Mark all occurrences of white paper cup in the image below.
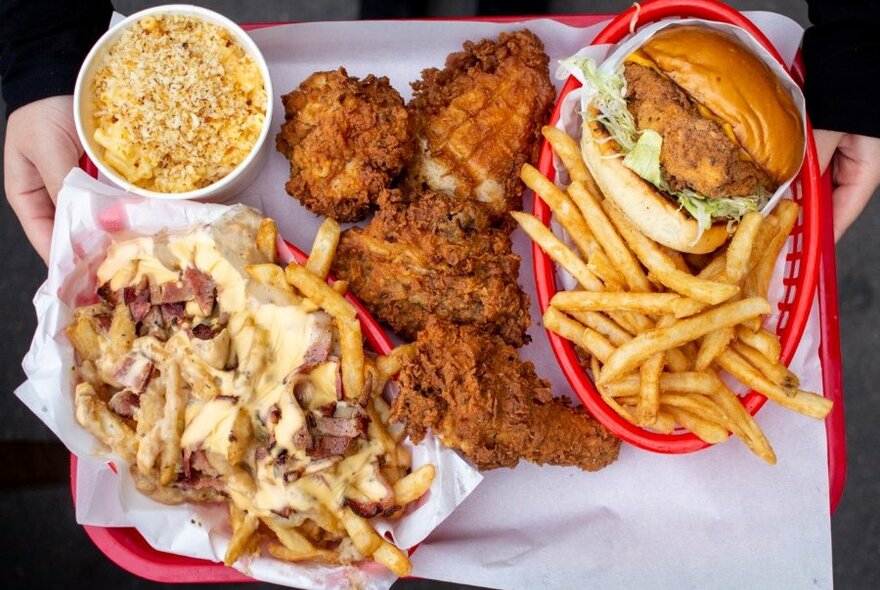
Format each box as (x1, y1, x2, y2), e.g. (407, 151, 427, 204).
(73, 4, 274, 202)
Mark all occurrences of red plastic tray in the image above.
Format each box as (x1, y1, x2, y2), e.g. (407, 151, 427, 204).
(532, 0, 844, 507)
(71, 8, 846, 584)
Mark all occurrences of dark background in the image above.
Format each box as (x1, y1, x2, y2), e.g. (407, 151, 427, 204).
(1, 1, 877, 588)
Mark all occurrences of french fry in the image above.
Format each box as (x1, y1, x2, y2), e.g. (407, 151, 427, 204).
(225, 507, 260, 566)
(338, 507, 384, 556)
(715, 349, 832, 419)
(136, 378, 165, 475)
(372, 540, 412, 577)
(588, 249, 627, 288)
(603, 200, 739, 304)
(159, 361, 185, 485)
(511, 211, 604, 292)
(568, 181, 652, 292)
(651, 410, 677, 434)
(306, 218, 341, 280)
(108, 302, 136, 358)
(227, 408, 253, 466)
(599, 297, 771, 384)
(544, 307, 615, 363)
(731, 341, 799, 395)
(736, 326, 782, 361)
(246, 263, 292, 293)
(285, 263, 357, 320)
(708, 374, 776, 464)
(725, 211, 763, 283)
(568, 310, 632, 346)
(636, 353, 663, 425)
(336, 317, 365, 401)
(376, 343, 416, 385)
(66, 311, 102, 362)
(393, 464, 436, 505)
(541, 125, 594, 188)
(666, 406, 730, 444)
(256, 218, 278, 261)
(751, 200, 799, 299)
(74, 382, 137, 463)
(521, 163, 598, 258)
(600, 371, 720, 398)
(740, 316, 762, 332)
(552, 291, 685, 317)
(694, 327, 735, 371)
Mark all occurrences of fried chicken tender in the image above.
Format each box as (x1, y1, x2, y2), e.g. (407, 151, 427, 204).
(404, 30, 555, 219)
(276, 68, 412, 222)
(624, 62, 774, 198)
(391, 319, 620, 471)
(332, 189, 531, 348)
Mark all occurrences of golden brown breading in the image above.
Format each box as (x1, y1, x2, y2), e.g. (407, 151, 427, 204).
(276, 68, 412, 222)
(403, 30, 555, 219)
(332, 189, 531, 348)
(391, 318, 620, 471)
(624, 63, 773, 198)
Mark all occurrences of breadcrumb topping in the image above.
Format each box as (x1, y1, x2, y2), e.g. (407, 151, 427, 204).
(91, 15, 267, 193)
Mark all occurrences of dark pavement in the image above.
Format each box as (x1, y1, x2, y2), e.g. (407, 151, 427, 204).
(1, 1, 877, 588)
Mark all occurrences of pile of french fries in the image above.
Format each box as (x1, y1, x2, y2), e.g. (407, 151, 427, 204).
(514, 126, 832, 463)
(67, 213, 431, 575)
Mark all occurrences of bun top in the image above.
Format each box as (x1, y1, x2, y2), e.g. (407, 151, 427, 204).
(639, 25, 804, 184)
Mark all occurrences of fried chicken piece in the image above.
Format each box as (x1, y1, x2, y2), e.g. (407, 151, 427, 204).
(276, 68, 412, 222)
(332, 189, 531, 348)
(391, 319, 620, 471)
(404, 30, 555, 219)
(624, 62, 774, 198)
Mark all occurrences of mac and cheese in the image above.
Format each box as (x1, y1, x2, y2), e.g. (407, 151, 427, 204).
(91, 15, 267, 192)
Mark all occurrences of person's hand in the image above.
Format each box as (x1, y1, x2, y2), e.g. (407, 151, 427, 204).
(3, 95, 82, 264)
(813, 129, 880, 242)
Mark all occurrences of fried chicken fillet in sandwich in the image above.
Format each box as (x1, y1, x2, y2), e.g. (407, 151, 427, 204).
(574, 26, 804, 253)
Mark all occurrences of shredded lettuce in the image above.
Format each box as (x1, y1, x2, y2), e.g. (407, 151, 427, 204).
(622, 129, 664, 187)
(567, 56, 767, 238)
(564, 56, 638, 152)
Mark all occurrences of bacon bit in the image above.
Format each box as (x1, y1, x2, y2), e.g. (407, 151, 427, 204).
(129, 292, 152, 323)
(310, 436, 355, 458)
(93, 313, 113, 332)
(182, 448, 193, 480)
(184, 268, 216, 316)
(292, 426, 314, 451)
(108, 389, 140, 417)
(109, 352, 153, 393)
(175, 474, 226, 493)
(316, 402, 336, 417)
(191, 323, 220, 340)
(150, 278, 194, 305)
(160, 302, 185, 326)
(345, 498, 385, 519)
(313, 415, 367, 438)
(97, 282, 121, 306)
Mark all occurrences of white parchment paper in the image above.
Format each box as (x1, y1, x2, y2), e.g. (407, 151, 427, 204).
(16, 169, 482, 590)
(17, 11, 830, 590)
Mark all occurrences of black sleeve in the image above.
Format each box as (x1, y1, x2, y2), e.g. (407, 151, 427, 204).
(802, 0, 880, 137)
(0, 0, 113, 118)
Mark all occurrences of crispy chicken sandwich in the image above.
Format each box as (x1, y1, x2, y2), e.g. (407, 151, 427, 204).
(572, 25, 804, 253)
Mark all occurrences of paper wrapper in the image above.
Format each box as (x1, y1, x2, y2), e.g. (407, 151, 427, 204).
(16, 169, 483, 590)
(17, 12, 830, 590)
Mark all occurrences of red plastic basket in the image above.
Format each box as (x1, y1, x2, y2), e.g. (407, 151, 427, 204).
(533, 0, 824, 454)
(68, 174, 395, 580)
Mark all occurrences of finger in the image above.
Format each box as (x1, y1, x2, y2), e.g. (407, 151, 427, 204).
(812, 129, 843, 175)
(4, 148, 55, 264)
(30, 122, 82, 204)
(831, 182, 876, 242)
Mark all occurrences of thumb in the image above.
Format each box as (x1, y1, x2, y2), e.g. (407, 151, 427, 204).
(813, 129, 843, 175)
(832, 181, 876, 242)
